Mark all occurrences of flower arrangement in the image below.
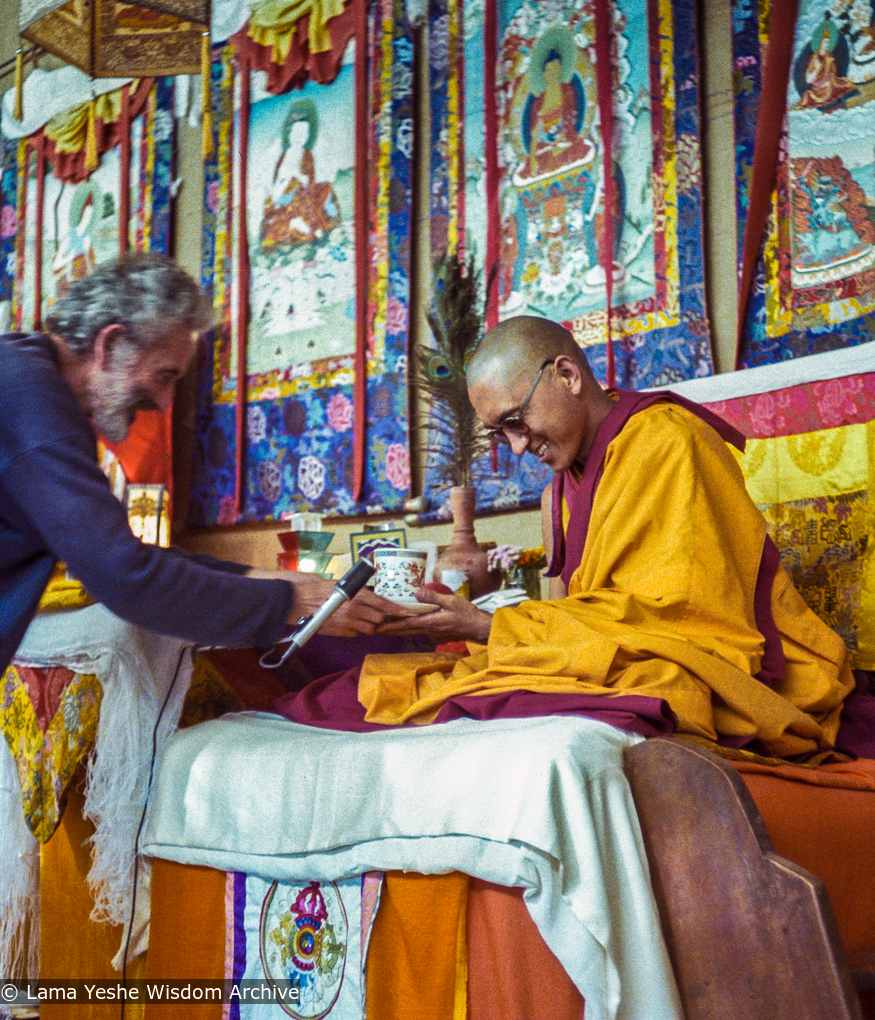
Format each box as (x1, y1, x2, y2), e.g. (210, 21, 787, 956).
(486, 545, 547, 599)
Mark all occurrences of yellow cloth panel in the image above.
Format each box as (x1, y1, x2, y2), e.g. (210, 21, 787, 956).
(359, 405, 853, 759)
(739, 421, 869, 504)
(248, 0, 349, 60)
(736, 421, 874, 669)
(144, 860, 226, 1020)
(1, 664, 102, 843)
(44, 91, 122, 154)
(36, 562, 94, 613)
(366, 872, 468, 1020)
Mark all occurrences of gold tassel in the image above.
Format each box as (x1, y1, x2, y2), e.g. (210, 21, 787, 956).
(201, 30, 214, 160)
(85, 94, 98, 172)
(13, 48, 24, 122)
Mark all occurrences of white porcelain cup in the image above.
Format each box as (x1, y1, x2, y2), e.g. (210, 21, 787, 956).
(373, 548, 429, 602)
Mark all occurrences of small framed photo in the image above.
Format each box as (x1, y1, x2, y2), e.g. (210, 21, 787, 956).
(350, 528, 407, 565)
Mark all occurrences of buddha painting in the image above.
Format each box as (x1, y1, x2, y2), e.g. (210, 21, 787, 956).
(512, 26, 596, 186)
(794, 12, 858, 110)
(260, 98, 342, 255)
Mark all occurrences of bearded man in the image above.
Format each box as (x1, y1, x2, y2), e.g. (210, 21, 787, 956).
(0, 252, 396, 675)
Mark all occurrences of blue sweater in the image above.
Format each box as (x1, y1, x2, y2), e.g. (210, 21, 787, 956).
(0, 332, 292, 673)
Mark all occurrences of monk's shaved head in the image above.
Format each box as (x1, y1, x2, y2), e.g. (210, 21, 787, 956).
(466, 315, 613, 473)
(466, 316, 591, 389)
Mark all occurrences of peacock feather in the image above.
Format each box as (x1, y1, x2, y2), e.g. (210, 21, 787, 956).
(414, 252, 496, 489)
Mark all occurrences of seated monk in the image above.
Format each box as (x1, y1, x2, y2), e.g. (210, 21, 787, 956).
(285, 315, 855, 760)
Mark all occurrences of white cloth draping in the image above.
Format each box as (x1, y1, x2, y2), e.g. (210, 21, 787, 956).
(142, 711, 683, 1020)
(0, 737, 40, 981)
(1, 67, 134, 140)
(654, 339, 875, 403)
(14, 604, 195, 961)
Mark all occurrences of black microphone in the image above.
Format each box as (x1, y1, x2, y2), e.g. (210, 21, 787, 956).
(259, 558, 376, 669)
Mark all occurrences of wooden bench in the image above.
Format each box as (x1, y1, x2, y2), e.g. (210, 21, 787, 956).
(625, 736, 864, 1020)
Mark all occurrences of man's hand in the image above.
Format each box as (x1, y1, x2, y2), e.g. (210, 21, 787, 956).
(377, 588, 492, 644)
(249, 569, 405, 637)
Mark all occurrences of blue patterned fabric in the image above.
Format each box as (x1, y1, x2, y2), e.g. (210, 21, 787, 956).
(190, 4, 415, 526)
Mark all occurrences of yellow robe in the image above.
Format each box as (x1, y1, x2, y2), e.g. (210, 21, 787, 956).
(360, 404, 854, 758)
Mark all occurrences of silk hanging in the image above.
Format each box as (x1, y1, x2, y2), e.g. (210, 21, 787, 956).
(420, 0, 711, 521)
(189, 0, 414, 526)
(7, 76, 174, 331)
(0, 138, 16, 315)
(733, 0, 875, 367)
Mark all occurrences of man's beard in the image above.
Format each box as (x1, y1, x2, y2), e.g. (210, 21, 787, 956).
(89, 350, 154, 443)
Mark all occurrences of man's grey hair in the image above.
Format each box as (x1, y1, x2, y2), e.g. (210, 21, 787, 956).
(44, 251, 213, 354)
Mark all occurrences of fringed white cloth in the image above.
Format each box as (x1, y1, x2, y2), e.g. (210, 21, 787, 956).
(0, 737, 40, 981)
(11, 604, 195, 967)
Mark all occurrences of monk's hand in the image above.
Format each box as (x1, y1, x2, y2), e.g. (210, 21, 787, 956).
(377, 588, 492, 643)
(251, 569, 399, 637)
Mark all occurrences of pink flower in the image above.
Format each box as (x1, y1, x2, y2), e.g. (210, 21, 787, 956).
(371, 235, 389, 269)
(206, 181, 219, 214)
(817, 378, 857, 428)
(0, 205, 16, 238)
(748, 392, 778, 436)
(326, 392, 353, 432)
(386, 296, 408, 335)
(384, 443, 410, 491)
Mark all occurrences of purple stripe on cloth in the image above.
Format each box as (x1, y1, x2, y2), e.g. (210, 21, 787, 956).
(431, 689, 677, 736)
(229, 872, 247, 1020)
(753, 535, 786, 687)
(273, 666, 677, 739)
(293, 632, 435, 679)
(275, 669, 381, 732)
(837, 672, 875, 759)
(545, 468, 566, 579)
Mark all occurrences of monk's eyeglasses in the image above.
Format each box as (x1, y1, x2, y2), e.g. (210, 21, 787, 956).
(485, 360, 554, 446)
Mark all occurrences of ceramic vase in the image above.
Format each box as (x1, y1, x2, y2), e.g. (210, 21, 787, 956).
(435, 486, 500, 599)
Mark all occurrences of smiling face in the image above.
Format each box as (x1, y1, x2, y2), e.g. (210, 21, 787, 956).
(87, 325, 195, 442)
(469, 355, 597, 474)
(467, 316, 616, 475)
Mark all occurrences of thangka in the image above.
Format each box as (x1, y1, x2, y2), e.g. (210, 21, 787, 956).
(226, 872, 382, 1019)
(421, 0, 712, 520)
(6, 79, 172, 332)
(5, 77, 173, 331)
(734, 0, 875, 367)
(190, 0, 414, 526)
